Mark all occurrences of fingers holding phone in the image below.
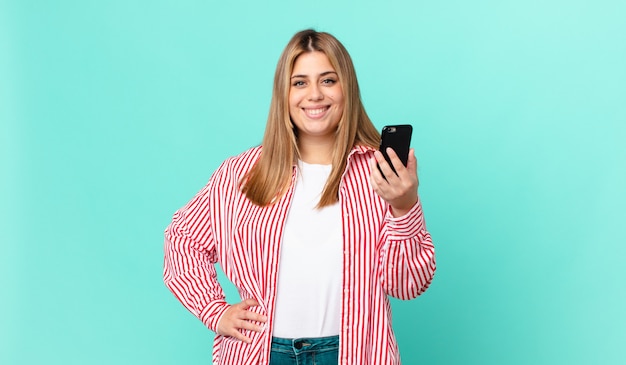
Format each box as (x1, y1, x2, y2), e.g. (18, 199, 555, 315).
(371, 125, 419, 217)
(376, 147, 416, 181)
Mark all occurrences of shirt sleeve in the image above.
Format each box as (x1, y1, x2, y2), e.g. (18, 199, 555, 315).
(163, 177, 230, 333)
(378, 196, 436, 300)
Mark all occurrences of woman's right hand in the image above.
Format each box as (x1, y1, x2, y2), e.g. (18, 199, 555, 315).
(216, 298, 268, 343)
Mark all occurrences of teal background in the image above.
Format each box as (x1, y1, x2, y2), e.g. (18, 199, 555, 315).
(2, 0, 625, 364)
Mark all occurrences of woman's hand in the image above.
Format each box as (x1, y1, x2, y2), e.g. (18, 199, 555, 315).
(370, 148, 419, 217)
(217, 298, 267, 344)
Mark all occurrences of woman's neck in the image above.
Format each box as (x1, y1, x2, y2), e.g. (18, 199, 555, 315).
(298, 138, 334, 165)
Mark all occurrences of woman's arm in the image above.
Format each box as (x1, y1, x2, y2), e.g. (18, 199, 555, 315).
(163, 162, 267, 341)
(370, 147, 436, 299)
(163, 182, 231, 333)
(378, 199, 436, 299)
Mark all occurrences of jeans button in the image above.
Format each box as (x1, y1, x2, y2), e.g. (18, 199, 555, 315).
(294, 341, 303, 350)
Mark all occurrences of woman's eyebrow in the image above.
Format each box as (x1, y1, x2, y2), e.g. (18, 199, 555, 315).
(291, 71, 338, 79)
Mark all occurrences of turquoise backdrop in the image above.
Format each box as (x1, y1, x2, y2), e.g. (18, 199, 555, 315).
(2, 0, 625, 364)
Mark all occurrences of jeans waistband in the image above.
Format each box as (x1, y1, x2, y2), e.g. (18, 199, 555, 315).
(271, 335, 339, 352)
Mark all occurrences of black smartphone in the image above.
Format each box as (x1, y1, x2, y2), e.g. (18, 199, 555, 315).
(378, 124, 413, 176)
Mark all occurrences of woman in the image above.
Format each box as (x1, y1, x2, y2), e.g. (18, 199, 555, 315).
(163, 29, 436, 365)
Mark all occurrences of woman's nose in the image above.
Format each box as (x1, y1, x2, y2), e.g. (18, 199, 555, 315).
(307, 84, 323, 101)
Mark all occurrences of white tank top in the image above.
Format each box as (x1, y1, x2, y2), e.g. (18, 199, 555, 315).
(272, 161, 343, 338)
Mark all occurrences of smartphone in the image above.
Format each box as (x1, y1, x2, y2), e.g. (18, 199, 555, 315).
(378, 124, 413, 176)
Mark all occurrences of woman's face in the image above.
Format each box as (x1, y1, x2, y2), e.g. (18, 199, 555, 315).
(289, 51, 344, 145)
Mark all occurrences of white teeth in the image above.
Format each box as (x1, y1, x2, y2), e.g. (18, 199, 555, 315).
(306, 107, 327, 115)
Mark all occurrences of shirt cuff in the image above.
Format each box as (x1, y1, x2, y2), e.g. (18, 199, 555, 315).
(385, 197, 426, 240)
(201, 299, 230, 333)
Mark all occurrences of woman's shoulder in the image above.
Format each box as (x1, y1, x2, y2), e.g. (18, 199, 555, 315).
(348, 144, 376, 163)
(224, 145, 263, 166)
(351, 144, 376, 155)
(213, 146, 262, 180)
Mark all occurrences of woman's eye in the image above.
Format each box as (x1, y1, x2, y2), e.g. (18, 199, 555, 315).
(292, 80, 305, 87)
(322, 78, 336, 85)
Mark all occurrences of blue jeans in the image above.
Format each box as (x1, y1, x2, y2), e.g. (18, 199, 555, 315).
(269, 335, 339, 365)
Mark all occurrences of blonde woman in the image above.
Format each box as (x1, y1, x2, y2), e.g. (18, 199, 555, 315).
(163, 29, 436, 365)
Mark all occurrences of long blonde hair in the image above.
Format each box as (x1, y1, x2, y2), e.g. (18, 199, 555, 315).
(241, 29, 380, 207)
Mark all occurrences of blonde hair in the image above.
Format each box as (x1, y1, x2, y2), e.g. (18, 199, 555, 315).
(241, 29, 380, 207)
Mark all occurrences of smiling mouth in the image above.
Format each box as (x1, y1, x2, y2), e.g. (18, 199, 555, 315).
(303, 106, 329, 117)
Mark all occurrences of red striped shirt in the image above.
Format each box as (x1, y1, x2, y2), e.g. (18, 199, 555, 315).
(163, 145, 436, 365)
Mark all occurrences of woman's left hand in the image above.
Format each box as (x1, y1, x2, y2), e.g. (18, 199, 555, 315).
(370, 148, 419, 217)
